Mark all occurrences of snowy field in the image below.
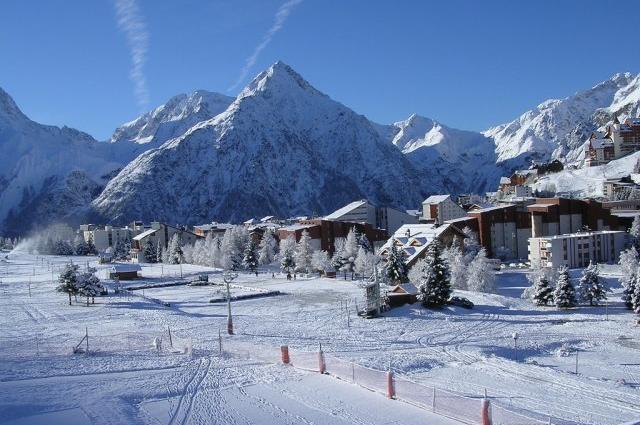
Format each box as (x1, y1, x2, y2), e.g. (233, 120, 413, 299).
(1, 252, 640, 425)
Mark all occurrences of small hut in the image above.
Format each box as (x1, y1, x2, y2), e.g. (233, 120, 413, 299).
(109, 263, 141, 280)
(387, 283, 418, 307)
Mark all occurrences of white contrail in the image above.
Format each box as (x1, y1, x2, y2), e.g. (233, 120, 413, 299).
(114, 0, 150, 110)
(228, 0, 303, 92)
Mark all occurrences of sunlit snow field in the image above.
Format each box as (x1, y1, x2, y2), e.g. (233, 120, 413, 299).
(1, 251, 640, 425)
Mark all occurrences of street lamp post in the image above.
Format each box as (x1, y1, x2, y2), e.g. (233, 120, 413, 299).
(224, 272, 238, 335)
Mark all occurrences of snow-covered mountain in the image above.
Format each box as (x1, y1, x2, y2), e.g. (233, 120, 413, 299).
(4, 64, 640, 235)
(486, 72, 640, 167)
(383, 114, 501, 193)
(109, 90, 234, 157)
(91, 62, 427, 225)
(0, 87, 122, 235)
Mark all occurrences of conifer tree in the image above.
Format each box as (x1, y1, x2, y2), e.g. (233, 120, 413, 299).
(156, 242, 163, 264)
(632, 275, 640, 314)
(331, 238, 346, 273)
(76, 267, 103, 306)
(554, 267, 576, 308)
(243, 239, 259, 273)
(57, 263, 80, 305)
(384, 242, 408, 285)
(294, 230, 314, 274)
(630, 216, 640, 251)
(466, 248, 496, 293)
(166, 234, 183, 265)
(341, 228, 359, 276)
(417, 241, 451, 307)
(619, 247, 639, 309)
(311, 250, 331, 275)
(144, 239, 158, 263)
(258, 228, 277, 265)
(532, 274, 554, 306)
(279, 236, 296, 274)
(577, 262, 607, 306)
(444, 242, 467, 290)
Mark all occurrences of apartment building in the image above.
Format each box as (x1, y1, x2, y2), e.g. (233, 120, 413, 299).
(529, 230, 626, 268)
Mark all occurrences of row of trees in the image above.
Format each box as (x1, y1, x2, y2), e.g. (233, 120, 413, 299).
(528, 263, 608, 308)
(56, 263, 104, 306)
(0, 237, 18, 251)
(176, 225, 377, 278)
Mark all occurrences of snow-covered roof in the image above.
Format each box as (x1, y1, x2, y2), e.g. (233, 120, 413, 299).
(513, 169, 537, 176)
(280, 223, 317, 232)
(423, 195, 450, 204)
(261, 216, 275, 222)
(499, 177, 511, 185)
(324, 200, 369, 220)
(380, 223, 456, 265)
(388, 283, 418, 295)
(589, 138, 613, 149)
(110, 263, 141, 272)
(244, 218, 257, 225)
(132, 228, 157, 241)
(468, 204, 515, 213)
(444, 216, 476, 224)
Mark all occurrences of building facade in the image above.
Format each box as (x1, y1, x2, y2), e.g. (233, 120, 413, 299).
(324, 200, 417, 234)
(79, 223, 144, 253)
(529, 230, 626, 268)
(421, 195, 466, 223)
(130, 222, 199, 263)
(277, 219, 388, 255)
(585, 117, 640, 167)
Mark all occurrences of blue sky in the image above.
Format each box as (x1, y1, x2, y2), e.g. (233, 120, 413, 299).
(1, 0, 639, 140)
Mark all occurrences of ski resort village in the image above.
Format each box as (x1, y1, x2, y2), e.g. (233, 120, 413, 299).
(4, 2, 640, 425)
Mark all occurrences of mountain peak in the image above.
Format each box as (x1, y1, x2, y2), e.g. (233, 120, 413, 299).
(239, 61, 321, 100)
(0, 87, 28, 123)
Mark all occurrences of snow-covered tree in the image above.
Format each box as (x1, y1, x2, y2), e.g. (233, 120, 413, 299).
(444, 243, 467, 290)
(258, 228, 277, 265)
(279, 235, 296, 274)
(221, 226, 247, 271)
(243, 238, 259, 273)
(156, 242, 163, 264)
(165, 233, 183, 265)
(577, 262, 607, 306)
(630, 216, 640, 251)
(74, 234, 90, 256)
(531, 273, 554, 306)
(357, 232, 372, 252)
(294, 230, 314, 274)
(331, 238, 346, 273)
(354, 247, 376, 280)
(462, 226, 480, 261)
(554, 267, 576, 308)
(143, 239, 158, 263)
(57, 263, 80, 305)
(632, 275, 640, 314)
(76, 267, 103, 306)
(417, 241, 451, 307)
(619, 247, 638, 309)
(311, 250, 331, 275)
(383, 242, 408, 285)
(341, 228, 359, 276)
(466, 248, 496, 293)
(113, 236, 131, 261)
(54, 239, 74, 256)
(221, 230, 240, 270)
